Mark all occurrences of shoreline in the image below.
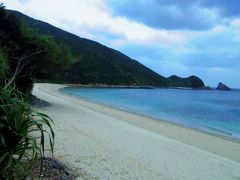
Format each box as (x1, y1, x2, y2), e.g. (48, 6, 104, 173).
(67, 83, 213, 90)
(66, 83, 239, 91)
(32, 83, 240, 179)
(57, 85, 240, 163)
(61, 87, 240, 142)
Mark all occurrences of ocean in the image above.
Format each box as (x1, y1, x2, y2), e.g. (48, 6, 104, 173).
(61, 87, 240, 139)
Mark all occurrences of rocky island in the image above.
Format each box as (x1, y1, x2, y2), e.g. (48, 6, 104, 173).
(216, 82, 231, 91)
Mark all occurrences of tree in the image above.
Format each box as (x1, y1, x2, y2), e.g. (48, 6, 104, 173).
(0, 3, 5, 17)
(4, 48, 47, 90)
(0, 4, 74, 94)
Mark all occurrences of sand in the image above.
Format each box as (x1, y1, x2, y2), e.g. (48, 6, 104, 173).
(32, 83, 240, 180)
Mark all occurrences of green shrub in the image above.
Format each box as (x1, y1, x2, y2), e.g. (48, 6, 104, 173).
(0, 85, 54, 179)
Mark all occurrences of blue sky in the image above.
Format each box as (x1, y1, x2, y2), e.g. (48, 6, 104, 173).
(5, 0, 240, 87)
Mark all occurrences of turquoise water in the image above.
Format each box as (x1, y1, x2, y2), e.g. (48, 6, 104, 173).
(62, 87, 240, 139)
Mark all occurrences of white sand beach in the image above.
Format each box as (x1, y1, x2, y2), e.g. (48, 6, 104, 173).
(33, 83, 240, 180)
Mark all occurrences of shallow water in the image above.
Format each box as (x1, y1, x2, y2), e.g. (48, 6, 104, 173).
(62, 87, 240, 139)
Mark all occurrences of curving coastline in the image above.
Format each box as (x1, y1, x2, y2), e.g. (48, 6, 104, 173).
(32, 83, 240, 180)
(60, 86, 240, 141)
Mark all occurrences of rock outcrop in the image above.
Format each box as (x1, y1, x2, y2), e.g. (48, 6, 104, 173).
(216, 82, 231, 91)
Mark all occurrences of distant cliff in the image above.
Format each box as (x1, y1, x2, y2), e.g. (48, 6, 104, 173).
(8, 10, 205, 88)
(168, 75, 204, 88)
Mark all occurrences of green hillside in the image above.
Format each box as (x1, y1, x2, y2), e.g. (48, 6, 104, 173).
(2, 9, 205, 88)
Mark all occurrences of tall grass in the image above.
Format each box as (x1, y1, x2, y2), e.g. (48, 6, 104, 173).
(0, 85, 54, 179)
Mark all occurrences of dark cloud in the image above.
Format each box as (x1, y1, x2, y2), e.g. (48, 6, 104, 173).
(109, 0, 240, 30)
(201, 0, 240, 17)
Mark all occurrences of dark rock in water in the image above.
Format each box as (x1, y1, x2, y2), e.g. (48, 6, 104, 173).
(216, 82, 231, 91)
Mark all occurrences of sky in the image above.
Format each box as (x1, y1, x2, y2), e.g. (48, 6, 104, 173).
(4, 0, 240, 87)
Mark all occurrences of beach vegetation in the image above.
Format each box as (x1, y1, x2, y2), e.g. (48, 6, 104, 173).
(0, 85, 54, 179)
(0, 3, 74, 94)
(0, 4, 55, 179)
(0, 49, 8, 82)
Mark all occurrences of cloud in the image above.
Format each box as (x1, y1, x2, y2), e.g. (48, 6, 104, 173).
(109, 0, 240, 30)
(5, 0, 185, 46)
(201, 0, 240, 18)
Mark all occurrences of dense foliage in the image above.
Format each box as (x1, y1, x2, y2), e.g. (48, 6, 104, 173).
(1, 5, 54, 179)
(8, 10, 205, 88)
(0, 49, 8, 81)
(0, 86, 54, 179)
(0, 5, 74, 93)
(168, 75, 204, 88)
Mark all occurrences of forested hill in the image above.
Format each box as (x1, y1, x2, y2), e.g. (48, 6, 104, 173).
(7, 10, 205, 88)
